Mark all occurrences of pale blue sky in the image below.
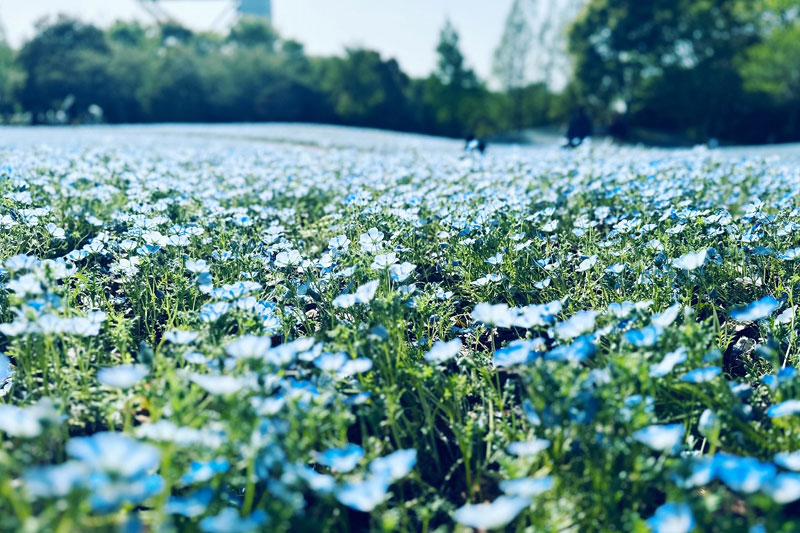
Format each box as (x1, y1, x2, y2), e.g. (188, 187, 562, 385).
(0, 0, 514, 80)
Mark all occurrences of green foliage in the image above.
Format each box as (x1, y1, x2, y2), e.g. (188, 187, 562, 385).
(2, 16, 565, 137)
(568, 0, 800, 143)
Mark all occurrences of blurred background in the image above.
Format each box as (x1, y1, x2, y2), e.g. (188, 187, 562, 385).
(0, 0, 798, 145)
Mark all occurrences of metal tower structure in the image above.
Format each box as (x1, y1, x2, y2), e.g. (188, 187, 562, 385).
(138, 0, 271, 27)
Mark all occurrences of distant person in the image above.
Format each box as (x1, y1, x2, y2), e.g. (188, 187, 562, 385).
(565, 107, 593, 148)
(464, 133, 487, 154)
(607, 113, 629, 144)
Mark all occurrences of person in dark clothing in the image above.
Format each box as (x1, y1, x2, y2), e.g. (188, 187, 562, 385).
(607, 113, 629, 143)
(464, 133, 487, 154)
(565, 107, 593, 147)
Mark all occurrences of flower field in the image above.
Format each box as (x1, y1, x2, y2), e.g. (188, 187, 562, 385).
(2, 126, 800, 532)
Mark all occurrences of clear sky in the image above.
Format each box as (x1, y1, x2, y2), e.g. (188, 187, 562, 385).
(0, 0, 514, 81)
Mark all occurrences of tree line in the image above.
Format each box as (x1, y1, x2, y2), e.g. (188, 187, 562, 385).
(1, 1, 799, 145)
(0, 16, 567, 139)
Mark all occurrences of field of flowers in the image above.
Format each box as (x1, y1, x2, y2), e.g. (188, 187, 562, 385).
(1, 126, 800, 532)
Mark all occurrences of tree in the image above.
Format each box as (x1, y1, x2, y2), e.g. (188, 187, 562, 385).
(568, 0, 771, 141)
(435, 20, 478, 90)
(227, 17, 278, 51)
(17, 17, 113, 123)
(493, 0, 533, 129)
(316, 49, 413, 131)
(0, 40, 23, 117)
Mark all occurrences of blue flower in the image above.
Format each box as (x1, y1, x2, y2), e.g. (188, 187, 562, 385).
(97, 364, 148, 389)
(775, 450, 800, 471)
(369, 449, 417, 482)
(730, 296, 780, 322)
(453, 495, 531, 530)
(544, 336, 595, 363)
(499, 476, 554, 497)
(764, 472, 800, 503)
(714, 454, 776, 493)
(424, 339, 462, 364)
(767, 399, 800, 418)
(646, 502, 694, 533)
(625, 325, 661, 347)
(181, 458, 230, 485)
(335, 474, 389, 512)
(633, 424, 684, 453)
(507, 438, 551, 457)
(649, 346, 687, 377)
(315, 443, 364, 473)
(67, 432, 160, 478)
(680, 366, 721, 383)
(165, 487, 214, 518)
(199, 507, 268, 533)
(23, 461, 89, 498)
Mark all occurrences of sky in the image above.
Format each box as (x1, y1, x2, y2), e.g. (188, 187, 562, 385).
(0, 0, 514, 81)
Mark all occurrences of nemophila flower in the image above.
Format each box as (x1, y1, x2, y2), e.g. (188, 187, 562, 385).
(369, 449, 417, 481)
(651, 303, 681, 328)
(333, 279, 379, 308)
(67, 432, 160, 477)
(554, 310, 597, 339)
(767, 399, 800, 418)
(188, 372, 252, 395)
(313, 352, 372, 377)
(199, 507, 268, 533)
(472, 273, 505, 286)
(295, 465, 336, 493)
(359, 227, 384, 252)
(507, 438, 551, 457)
(646, 502, 695, 533)
(470, 302, 521, 328)
(424, 338, 462, 364)
(605, 263, 625, 275)
(626, 325, 662, 347)
(180, 458, 230, 485)
(775, 451, 800, 471)
(730, 295, 780, 322)
(780, 247, 800, 261)
(493, 339, 543, 367)
(763, 473, 800, 503)
(315, 443, 364, 472)
(97, 364, 148, 389)
(499, 476, 554, 497)
(576, 254, 598, 272)
(389, 261, 415, 282)
(134, 420, 226, 448)
(698, 409, 721, 437)
(633, 424, 684, 453)
(0, 353, 13, 394)
(485, 253, 504, 265)
(165, 487, 213, 518)
(649, 346, 688, 377)
(335, 473, 390, 512)
(714, 454, 776, 493)
(522, 400, 541, 425)
(453, 495, 531, 530)
(533, 277, 551, 289)
(275, 249, 302, 268)
(225, 335, 271, 359)
(680, 366, 721, 383)
(544, 335, 595, 363)
(672, 248, 707, 270)
(370, 252, 397, 270)
(23, 461, 89, 498)
(0, 399, 60, 437)
(164, 329, 199, 344)
(776, 306, 796, 324)
(328, 234, 350, 252)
